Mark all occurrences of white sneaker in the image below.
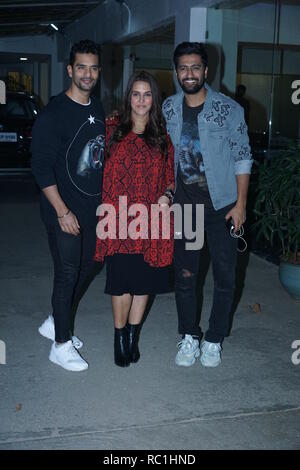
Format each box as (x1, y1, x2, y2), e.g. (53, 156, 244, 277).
(49, 340, 88, 371)
(175, 334, 200, 367)
(200, 340, 222, 367)
(38, 315, 83, 349)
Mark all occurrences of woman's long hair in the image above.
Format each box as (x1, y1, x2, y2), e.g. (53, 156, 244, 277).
(107, 71, 168, 157)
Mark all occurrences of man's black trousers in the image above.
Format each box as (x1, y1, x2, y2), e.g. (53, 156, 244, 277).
(46, 223, 99, 343)
(174, 192, 238, 344)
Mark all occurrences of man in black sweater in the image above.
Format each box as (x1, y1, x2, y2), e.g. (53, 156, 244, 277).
(31, 39, 105, 371)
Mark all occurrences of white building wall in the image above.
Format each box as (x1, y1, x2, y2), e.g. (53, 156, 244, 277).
(218, 3, 300, 93)
(0, 35, 65, 99)
(63, 0, 213, 105)
(1, 2, 299, 105)
(64, 0, 216, 44)
(64, 1, 300, 98)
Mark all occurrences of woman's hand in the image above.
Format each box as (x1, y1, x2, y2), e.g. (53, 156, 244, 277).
(158, 195, 170, 207)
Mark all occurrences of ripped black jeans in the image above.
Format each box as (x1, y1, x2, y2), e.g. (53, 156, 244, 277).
(174, 202, 237, 344)
(46, 223, 98, 343)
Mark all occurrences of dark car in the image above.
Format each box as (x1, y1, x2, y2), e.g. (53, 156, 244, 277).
(0, 91, 42, 168)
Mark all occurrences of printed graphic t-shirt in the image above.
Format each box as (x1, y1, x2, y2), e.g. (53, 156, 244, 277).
(178, 99, 212, 207)
(31, 92, 105, 226)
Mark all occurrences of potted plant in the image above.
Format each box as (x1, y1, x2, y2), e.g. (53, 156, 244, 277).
(252, 146, 300, 300)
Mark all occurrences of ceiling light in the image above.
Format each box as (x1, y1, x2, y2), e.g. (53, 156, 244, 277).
(20, 57, 28, 61)
(50, 23, 58, 31)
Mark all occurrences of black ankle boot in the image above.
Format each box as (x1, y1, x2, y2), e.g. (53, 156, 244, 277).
(114, 327, 130, 367)
(127, 323, 141, 363)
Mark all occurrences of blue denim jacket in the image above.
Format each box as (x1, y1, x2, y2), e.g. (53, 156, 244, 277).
(162, 84, 253, 210)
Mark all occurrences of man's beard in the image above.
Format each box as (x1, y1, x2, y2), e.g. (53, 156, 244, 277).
(74, 78, 96, 92)
(180, 78, 205, 95)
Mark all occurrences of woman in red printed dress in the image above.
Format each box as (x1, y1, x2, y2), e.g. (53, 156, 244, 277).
(94, 71, 174, 367)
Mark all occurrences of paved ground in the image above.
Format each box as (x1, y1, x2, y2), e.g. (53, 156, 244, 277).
(0, 176, 299, 450)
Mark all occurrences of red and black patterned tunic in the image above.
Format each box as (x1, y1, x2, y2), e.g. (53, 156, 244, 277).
(94, 117, 174, 267)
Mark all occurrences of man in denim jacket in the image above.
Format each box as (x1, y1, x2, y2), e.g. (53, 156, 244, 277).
(162, 42, 252, 368)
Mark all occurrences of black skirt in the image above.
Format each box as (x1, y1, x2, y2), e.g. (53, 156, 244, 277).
(105, 254, 172, 296)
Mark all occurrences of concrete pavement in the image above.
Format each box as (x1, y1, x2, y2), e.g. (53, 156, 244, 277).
(0, 196, 300, 450)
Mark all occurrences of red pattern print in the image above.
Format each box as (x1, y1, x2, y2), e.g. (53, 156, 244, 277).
(94, 117, 174, 267)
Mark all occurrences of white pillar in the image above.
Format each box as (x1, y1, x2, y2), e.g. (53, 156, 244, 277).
(0, 79, 5, 104)
(51, 60, 64, 99)
(221, 10, 239, 94)
(40, 63, 49, 105)
(189, 7, 207, 42)
(206, 8, 223, 91)
(175, 7, 191, 45)
(33, 62, 39, 96)
(122, 47, 133, 94)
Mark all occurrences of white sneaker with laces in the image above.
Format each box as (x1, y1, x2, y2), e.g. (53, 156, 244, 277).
(175, 334, 200, 367)
(200, 340, 222, 367)
(49, 340, 88, 371)
(38, 315, 83, 349)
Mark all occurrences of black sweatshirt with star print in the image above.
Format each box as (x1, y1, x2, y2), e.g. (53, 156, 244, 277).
(31, 92, 105, 226)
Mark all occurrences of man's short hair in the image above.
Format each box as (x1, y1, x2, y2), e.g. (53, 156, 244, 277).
(69, 39, 101, 67)
(173, 42, 208, 69)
